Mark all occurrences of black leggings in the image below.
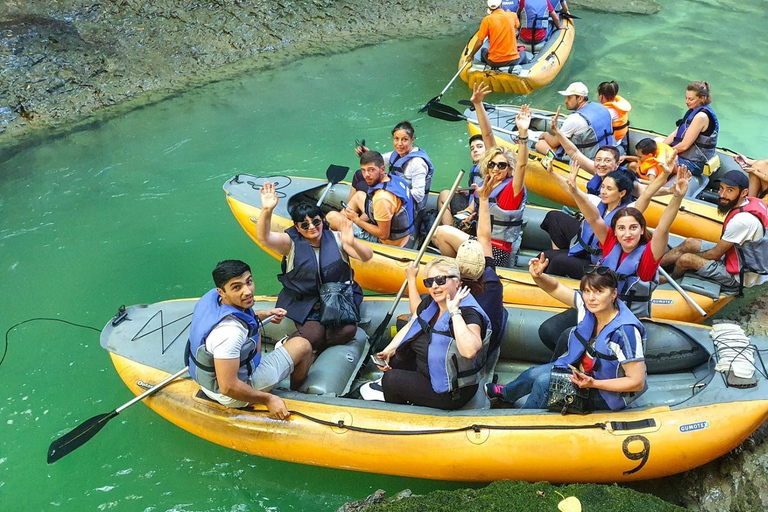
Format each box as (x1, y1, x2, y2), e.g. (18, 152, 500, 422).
(539, 308, 578, 356)
(540, 211, 591, 279)
(381, 354, 477, 410)
(290, 320, 357, 353)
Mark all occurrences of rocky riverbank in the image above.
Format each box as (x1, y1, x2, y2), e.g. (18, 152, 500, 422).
(0, 0, 659, 157)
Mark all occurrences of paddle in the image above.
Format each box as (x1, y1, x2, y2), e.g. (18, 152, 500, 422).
(368, 170, 466, 353)
(658, 267, 708, 318)
(418, 62, 471, 113)
(48, 314, 276, 463)
(427, 102, 519, 137)
(316, 165, 350, 207)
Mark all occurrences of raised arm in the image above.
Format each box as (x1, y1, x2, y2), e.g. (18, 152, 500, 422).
(650, 167, 690, 260)
(563, 160, 609, 244)
(475, 173, 506, 258)
(255, 181, 293, 255)
(470, 83, 496, 150)
(405, 263, 422, 315)
(529, 253, 576, 307)
(446, 287, 484, 358)
(634, 151, 676, 213)
(550, 106, 597, 173)
(338, 215, 373, 262)
(512, 104, 531, 196)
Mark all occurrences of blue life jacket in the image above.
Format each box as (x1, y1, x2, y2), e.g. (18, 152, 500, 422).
(365, 175, 415, 241)
(468, 164, 484, 189)
(519, 0, 550, 34)
(554, 295, 647, 410)
(186, 289, 261, 394)
(488, 178, 527, 262)
(559, 102, 615, 159)
(601, 241, 658, 318)
(568, 201, 623, 263)
(389, 148, 434, 211)
(397, 294, 491, 395)
(276, 227, 362, 324)
(501, 0, 520, 11)
(673, 105, 719, 164)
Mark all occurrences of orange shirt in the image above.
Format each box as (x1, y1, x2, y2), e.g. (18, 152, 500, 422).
(477, 10, 521, 63)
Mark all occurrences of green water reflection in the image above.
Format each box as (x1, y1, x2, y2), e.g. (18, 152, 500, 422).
(1, 1, 766, 510)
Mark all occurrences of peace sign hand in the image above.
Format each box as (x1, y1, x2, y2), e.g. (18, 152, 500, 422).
(529, 252, 550, 278)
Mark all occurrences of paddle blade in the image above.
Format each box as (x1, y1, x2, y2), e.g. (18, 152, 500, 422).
(418, 95, 440, 114)
(326, 164, 349, 184)
(457, 99, 495, 113)
(369, 312, 394, 354)
(47, 410, 118, 463)
(427, 102, 466, 122)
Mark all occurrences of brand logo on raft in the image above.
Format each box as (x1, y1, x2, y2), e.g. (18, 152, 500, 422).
(136, 380, 153, 390)
(650, 299, 674, 305)
(679, 421, 709, 433)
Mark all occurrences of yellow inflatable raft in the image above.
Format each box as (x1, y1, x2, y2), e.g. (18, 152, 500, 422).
(458, 18, 575, 95)
(464, 104, 743, 243)
(100, 297, 768, 483)
(223, 175, 731, 322)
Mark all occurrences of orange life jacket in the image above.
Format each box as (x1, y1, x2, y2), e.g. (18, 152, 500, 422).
(602, 95, 632, 142)
(638, 142, 675, 180)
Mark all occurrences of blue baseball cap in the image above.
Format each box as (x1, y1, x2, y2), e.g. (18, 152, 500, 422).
(719, 170, 749, 190)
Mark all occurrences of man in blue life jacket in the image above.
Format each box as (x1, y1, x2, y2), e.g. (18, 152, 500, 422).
(186, 260, 312, 419)
(536, 81, 615, 160)
(328, 151, 415, 248)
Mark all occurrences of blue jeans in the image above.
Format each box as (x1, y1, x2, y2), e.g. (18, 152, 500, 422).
(676, 156, 705, 177)
(500, 362, 553, 409)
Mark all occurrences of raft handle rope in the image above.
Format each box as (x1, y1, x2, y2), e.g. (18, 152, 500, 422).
(248, 408, 656, 435)
(1, 318, 101, 370)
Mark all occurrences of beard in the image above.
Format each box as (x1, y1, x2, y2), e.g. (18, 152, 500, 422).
(717, 196, 741, 215)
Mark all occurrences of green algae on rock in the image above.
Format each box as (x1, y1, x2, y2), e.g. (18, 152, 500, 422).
(338, 481, 685, 512)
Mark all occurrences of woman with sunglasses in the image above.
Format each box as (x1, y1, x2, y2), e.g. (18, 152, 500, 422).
(485, 258, 647, 411)
(538, 160, 690, 354)
(364, 257, 490, 410)
(256, 181, 373, 353)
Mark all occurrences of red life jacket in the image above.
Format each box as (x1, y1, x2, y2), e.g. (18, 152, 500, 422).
(723, 197, 768, 274)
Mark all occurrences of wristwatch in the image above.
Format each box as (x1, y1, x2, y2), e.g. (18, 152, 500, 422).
(450, 309, 462, 318)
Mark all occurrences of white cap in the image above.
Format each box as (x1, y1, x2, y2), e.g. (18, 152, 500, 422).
(487, 0, 502, 10)
(558, 81, 589, 97)
(456, 239, 486, 281)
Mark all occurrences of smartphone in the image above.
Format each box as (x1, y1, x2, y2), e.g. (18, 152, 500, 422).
(371, 354, 390, 369)
(567, 364, 582, 374)
(453, 210, 472, 223)
(734, 154, 749, 170)
(541, 149, 556, 169)
(340, 201, 348, 210)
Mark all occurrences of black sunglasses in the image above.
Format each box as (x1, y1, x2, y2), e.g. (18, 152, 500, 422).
(584, 265, 617, 278)
(487, 161, 509, 171)
(423, 275, 459, 288)
(297, 218, 322, 230)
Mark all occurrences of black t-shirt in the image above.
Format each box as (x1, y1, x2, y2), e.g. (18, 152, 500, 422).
(473, 257, 505, 353)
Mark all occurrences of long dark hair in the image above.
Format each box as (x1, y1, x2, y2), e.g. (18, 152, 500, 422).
(611, 206, 652, 245)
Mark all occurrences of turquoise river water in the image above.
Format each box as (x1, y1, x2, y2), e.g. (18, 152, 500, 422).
(1, 1, 767, 510)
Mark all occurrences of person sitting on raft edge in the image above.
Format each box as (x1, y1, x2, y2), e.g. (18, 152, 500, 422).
(185, 260, 312, 419)
(536, 81, 615, 160)
(467, 0, 529, 68)
(255, 182, 372, 354)
(327, 151, 415, 248)
(486, 258, 647, 412)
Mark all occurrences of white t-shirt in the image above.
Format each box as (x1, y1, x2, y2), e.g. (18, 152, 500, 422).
(200, 316, 252, 405)
(560, 113, 590, 139)
(722, 204, 768, 287)
(383, 147, 429, 205)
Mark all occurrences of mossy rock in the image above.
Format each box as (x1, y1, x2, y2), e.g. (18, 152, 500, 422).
(352, 480, 684, 512)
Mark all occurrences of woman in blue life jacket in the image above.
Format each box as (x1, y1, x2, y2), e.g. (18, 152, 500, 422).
(662, 81, 719, 177)
(256, 181, 373, 353)
(538, 160, 691, 354)
(350, 121, 434, 212)
(486, 259, 647, 411)
(363, 257, 490, 410)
